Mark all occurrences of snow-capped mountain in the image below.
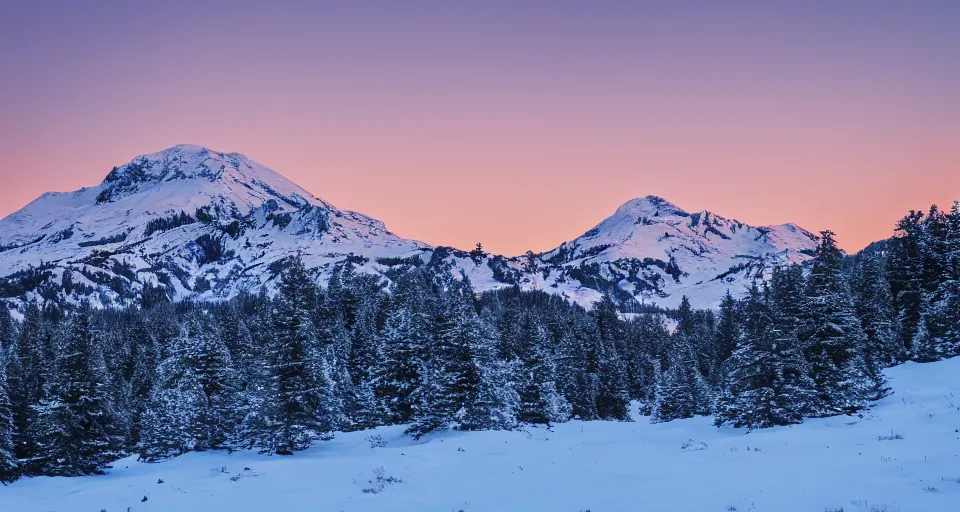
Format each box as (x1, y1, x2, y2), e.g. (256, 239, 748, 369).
(448, 195, 818, 309)
(0, 145, 818, 309)
(0, 145, 428, 306)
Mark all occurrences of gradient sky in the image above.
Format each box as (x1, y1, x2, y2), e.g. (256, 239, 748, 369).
(1, 1, 958, 255)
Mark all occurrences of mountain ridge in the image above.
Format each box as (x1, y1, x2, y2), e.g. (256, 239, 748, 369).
(0, 145, 818, 309)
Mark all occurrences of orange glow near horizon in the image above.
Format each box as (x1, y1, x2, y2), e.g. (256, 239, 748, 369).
(1, 2, 958, 256)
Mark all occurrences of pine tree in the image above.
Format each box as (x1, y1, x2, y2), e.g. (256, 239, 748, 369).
(408, 280, 483, 437)
(140, 333, 206, 461)
(556, 316, 601, 420)
(220, 298, 270, 450)
(7, 302, 48, 463)
(516, 313, 571, 425)
(800, 231, 874, 416)
(0, 352, 20, 483)
(714, 290, 740, 389)
(347, 294, 387, 430)
(469, 242, 486, 266)
(714, 285, 814, 429)
(376, 271, 434, 424)
(651, 332, 712, 423)
(624, 313, 669, 414)
(851, 250, 904, 366)
(908, 207, 955, 360)
(127, 316, 159, 445)
(769, 264, 820, 414)
(312, 292, 349, 435)
(0, 306, 15, 352)
(462, 315, 519, 431)
(495, 290, 524, 362)
(591, 296, 631, 420)
(264, 257, 328, 454)
(30, 307, 123, 475)
(181, 314, 235, 450)
(907, 205, 960, 362)
(887, 211, 925, 353)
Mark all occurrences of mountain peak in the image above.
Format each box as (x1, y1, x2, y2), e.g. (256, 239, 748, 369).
(102, 145, 244, 186)
(614, 195, 688, 218)
(94, 144, 323, 210)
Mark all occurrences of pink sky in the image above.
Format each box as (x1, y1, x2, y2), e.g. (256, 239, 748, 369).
(1, 2, 958, 255)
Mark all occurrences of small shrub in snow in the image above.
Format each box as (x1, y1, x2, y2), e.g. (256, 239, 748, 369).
(877, 431, 904, 441)
(680, 439, 707, 452)
(230, 468, 258, 482)
(365, 434, 387, 448)
(361, 467, 404, 494)
(849, 501, 899, 512)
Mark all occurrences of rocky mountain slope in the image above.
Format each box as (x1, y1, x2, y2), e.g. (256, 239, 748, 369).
(0, 145, 818, 309)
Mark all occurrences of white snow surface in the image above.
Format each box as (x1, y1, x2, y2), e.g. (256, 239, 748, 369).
(3, 357, 958, 512)
(0, 145, 818, 309)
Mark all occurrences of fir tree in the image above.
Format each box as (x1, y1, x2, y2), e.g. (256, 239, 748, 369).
(29, 307, 123, 475)
(7, 302, 48, 462)
(801, 231, 875, 415)
(462, 316, 519, 431)
(624, 313, 669, 413)
(0, 352, 20, 483)
(851, 250, 903, 366)
(887, 211, 925, 353)
(264, 256, 328, 454)
(181, 314, 235, 450)
(556, 316, 601, 420)
(714, 290, 740, 389)
(591, 296, 631, 420)
(140, 334, 206, 461)
(408, 280, 483, 437)
(347, 294, 388, 430)
(0, 306, 15, 352)
(126, 316, 159, 445)
(376, 271, 434, 424)
(651, 332, 712, 423)
(516, 313, 571, 425)
(714, 285, 814, 429)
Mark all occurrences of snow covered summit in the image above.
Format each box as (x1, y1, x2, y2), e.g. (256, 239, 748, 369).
(0, 146, 819, 309)
(0, 145, 428, 306)
(529, 195, 819, 308)
(93, 144, 322, 209)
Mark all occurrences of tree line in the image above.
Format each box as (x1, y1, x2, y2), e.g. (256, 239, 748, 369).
(1, 203, 958, 483)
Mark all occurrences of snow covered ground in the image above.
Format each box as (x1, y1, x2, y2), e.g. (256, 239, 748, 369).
(3, 358, 958, 512)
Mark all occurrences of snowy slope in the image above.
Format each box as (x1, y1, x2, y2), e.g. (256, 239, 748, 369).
(0, 145, 428, 306)
(449, 196, 818, 310)
(3, 356, 958, 512)
(0, 145, 817, 309)
(538, 196, 818, 309)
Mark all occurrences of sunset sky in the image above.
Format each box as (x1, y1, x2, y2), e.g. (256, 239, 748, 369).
(1, 1, 958, 256)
